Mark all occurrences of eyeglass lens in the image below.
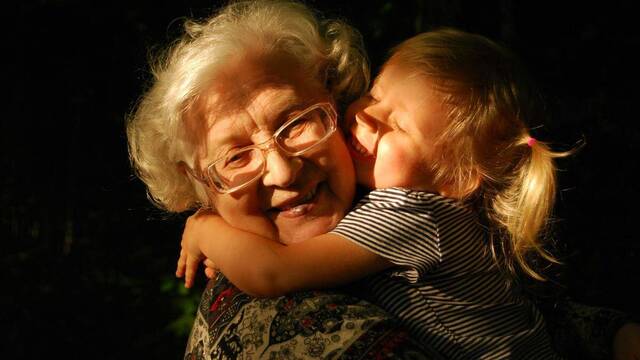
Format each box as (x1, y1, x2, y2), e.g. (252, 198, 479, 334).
(210, 105, 333, 191)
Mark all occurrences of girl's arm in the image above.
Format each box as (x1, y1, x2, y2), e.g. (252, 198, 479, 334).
(176, 210, 392, 297)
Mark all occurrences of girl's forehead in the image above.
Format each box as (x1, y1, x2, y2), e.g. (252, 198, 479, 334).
(371, 62, 403, 94)
(376, 61, 418, 84)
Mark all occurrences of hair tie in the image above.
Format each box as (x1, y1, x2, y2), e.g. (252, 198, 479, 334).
(527, 137, 537, 147)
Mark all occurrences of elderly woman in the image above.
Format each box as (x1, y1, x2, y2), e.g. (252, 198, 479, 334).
(127, 1, 430, 358)
(127, 1, 639, 359)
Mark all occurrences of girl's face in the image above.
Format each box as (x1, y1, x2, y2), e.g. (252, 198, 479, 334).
(344, 61, 449, 193)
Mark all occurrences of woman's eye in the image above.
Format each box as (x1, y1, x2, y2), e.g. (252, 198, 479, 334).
(285, 112, 322, 138)
(287, 120, 309, 136)
(225, 151, 251, 168)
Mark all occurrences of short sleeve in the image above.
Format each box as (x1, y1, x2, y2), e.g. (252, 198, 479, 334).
(331, 188, 443, 283)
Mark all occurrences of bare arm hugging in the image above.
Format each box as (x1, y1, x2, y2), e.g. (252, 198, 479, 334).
(176, 210, 392, 297)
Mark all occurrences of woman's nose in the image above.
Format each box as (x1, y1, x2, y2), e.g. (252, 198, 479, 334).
(261, 149, 303, 188)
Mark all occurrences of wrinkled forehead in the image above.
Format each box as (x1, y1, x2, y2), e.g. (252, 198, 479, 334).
(206, 51, 325, 116)
(184, 51, 329, 159)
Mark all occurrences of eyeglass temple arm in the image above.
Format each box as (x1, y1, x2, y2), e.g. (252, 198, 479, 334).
(179, 161, 208, 184)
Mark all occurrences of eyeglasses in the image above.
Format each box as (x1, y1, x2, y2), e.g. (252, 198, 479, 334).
(187, 102, 337, 194)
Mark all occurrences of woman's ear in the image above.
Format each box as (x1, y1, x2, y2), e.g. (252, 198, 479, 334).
(177, 161, 189, 176)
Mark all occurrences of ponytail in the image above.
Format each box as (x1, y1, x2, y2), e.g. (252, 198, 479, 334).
(390, 28, 579, 280)
(485, 136, 573, 280)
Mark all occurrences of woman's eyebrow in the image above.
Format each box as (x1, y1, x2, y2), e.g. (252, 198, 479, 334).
(267, 98, 313, 126)
(206, 120, 249, 157)
(207, 107, 294, 150)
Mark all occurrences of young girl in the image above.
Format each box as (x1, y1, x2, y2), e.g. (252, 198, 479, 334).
(177, 28, 567, 358)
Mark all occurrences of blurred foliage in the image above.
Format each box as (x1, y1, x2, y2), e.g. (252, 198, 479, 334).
(162, 276, 203, 337)
(2, 0, 639, 358)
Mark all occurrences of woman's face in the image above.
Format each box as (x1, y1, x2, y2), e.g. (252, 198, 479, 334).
(192, 54, 355, 244)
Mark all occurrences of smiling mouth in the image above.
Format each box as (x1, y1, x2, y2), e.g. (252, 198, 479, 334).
(269, 184, 320, 217)
(279, 186, 317, 211)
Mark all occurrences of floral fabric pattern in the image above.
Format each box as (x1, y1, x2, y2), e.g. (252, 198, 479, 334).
(186, 275, 634, 359)
(185, 275, 441, 360)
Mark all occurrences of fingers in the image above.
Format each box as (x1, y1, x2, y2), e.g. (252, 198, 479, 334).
(203, 259, 217, 279)
(204, 267, 216, 279)
(184, 255, 201, 289)
(203, 258, 216, 269)
(176, 249, 202, 288)
(176, 249, 187, 278)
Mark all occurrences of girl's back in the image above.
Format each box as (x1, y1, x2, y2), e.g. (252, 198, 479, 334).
(334, 188, 560, 358)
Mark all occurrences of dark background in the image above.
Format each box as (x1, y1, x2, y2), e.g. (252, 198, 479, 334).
(3, 0, 638, 358)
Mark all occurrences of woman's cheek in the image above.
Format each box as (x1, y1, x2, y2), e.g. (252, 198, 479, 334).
(212, 192, 278, 240)
(327, 135, 355, 182)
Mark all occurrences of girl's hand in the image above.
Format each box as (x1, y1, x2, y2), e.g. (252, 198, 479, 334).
(614, 322, 640, 360)
(176, 209, 216, 288)
(203, 258, 218, 280)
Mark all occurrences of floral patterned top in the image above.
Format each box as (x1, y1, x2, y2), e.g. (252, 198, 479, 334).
(185, 274, 634, 360)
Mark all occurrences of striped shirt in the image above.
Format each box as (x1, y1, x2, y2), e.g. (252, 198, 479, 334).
(331, 188, 561, 359)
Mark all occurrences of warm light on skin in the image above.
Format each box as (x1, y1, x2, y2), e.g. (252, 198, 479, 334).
(344, 61, 450, 194)
(190, 53, 356, 244)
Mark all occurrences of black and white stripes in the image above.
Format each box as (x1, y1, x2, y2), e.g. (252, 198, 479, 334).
(332, 188, 560, 359)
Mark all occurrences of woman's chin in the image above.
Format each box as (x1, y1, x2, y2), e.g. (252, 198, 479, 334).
(272, 182, 346, 245)
(277, 216, 338, 244)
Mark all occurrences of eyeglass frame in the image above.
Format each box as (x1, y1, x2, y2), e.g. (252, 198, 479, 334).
(185, 102, 338, 194)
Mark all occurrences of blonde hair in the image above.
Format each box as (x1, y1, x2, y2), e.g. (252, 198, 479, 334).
(390, 28, 574, 280)
(126, 0, 369, 212)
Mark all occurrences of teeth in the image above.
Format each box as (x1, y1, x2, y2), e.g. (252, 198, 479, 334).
(351, 137, 369, 155)
(288, 206, 305, 216)
(301, 187, 316, 202)
(279, 186, 317, 211)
